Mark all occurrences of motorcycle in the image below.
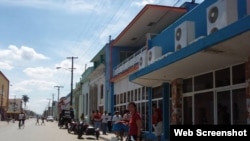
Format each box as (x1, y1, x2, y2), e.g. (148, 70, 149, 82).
(58, 117, 71, 129)
(68, 120, 78, 134)
(76, 121, 88, 139)
(85, 125, 100, 140)
(95, 128, 100, 140)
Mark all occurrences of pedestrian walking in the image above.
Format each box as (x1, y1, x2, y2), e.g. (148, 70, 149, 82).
(7, 116, 10, 124)
(127, 102, 142, 141)
(94, 110, 101, 130)
(90, 110, 95, 126)
(18, 111, 25, 129)
(107, 113, 112, 133)
(152, 104, 163, 141)
(41, 117, 45, 125)
(36, 115, 40, 125)
(101, 111, 109, 135)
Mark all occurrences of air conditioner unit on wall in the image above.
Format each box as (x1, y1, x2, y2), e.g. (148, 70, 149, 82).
(147, 46, 162, 65)
(174, 21, 195, 51)
(138, 50, 147, 70)
(207, 0, 238, 35)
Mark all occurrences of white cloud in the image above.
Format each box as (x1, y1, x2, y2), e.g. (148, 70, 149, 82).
(23, 67, 55, 79)
(9, 85, 32, 99)
(51, 39, 93, 59)
(98, 16, 129, 45)
(63, 0, 98, 13)
(55, 59, 86, 75)
(0, 0, 104, 14)
(28, 98, 52, 114)
(0, 61, 13, 70)
(18, 79, 58, 91)
(0, 45, 49, 60)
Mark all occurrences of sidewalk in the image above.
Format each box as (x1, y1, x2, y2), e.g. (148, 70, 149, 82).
(0, 121, 9, 127)
(99, 132, 116, 141)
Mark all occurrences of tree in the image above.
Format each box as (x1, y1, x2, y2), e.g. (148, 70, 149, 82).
(22, 95, 29, 109)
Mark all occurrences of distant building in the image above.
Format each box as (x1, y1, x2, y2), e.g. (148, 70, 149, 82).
(58, 94, 71, 114)
(8, 98, 22, 113)
(81, 67, 93, 122)
(7, 98, 22, 120)
(73, 66, 93, 121)
(89, 47, 106, 114)
(0, 71, 10, 121)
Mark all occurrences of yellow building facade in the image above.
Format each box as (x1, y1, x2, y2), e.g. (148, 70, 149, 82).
(0, 71, 10, 120)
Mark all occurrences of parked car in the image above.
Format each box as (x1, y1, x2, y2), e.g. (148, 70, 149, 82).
(47, 116, 54, 122)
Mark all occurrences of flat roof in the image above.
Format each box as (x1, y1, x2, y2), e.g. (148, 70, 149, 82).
(112, 4, 187, 47)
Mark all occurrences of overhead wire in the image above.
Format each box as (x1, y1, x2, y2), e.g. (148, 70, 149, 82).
(53, 0, 128, 94)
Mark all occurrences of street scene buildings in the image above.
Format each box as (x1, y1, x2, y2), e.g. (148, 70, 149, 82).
(71, 0, 250, 140)
(0, 0, 249, 140)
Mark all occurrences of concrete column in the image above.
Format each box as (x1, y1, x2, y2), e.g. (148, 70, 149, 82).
(110, 83, 115, 114)
(246, 57, 250, 124)
(171, 79, 183, 124)
(147, 87, 153, 133)
(162, 83, 170, 141)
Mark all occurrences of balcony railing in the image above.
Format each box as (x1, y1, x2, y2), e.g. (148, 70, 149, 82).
(113, 46, 147, 77)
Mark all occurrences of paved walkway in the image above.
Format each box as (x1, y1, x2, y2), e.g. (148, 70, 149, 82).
(0, 121, 11, 127)
(99, 132, 117, 141)
(1, 119, 118, 141)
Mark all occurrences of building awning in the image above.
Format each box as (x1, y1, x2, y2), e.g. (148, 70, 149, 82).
(130, 16, 250, 87)
(112, 4, 187, 47)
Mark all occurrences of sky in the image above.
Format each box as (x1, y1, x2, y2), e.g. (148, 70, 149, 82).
(0, 0, 204, 114)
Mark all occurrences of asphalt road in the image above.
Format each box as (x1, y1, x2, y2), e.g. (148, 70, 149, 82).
(0, 119, 110, 141)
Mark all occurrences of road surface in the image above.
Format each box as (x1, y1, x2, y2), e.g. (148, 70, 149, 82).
(0, 119, 111, 141)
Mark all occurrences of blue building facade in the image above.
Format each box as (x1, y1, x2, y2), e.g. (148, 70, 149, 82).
(103, 0, 250, 140)
(129, 0, 250, 140)
(72, 0, 249, 140)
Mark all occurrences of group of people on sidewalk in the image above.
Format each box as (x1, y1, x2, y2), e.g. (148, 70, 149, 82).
(89, 102, 163, 141)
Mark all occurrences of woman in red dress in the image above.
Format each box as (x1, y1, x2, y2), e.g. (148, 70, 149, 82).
(128, 102, 142, 141)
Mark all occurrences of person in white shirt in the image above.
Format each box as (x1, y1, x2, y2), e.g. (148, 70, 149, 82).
(18, 111, 25, 129)
(122, 110, 130, 122)
(112, 111, 122, 138)
(112, 111, 122, 124)
(101, 111, 109, 135)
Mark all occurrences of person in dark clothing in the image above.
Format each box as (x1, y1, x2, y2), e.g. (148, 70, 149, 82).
(36, 115, 40, 125)
(107, 113, 112, 132)
(41, 117, 45, 125)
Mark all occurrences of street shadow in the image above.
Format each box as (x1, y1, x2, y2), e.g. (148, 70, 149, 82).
(85, 137, 96, 140)
(77, 138, 85, 140)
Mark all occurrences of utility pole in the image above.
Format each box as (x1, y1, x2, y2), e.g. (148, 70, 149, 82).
(54, 86, 63, 103)
(54, 85, 63, 119)
(14, 95, 16, 112)
(66, 56, 78, 107)
(52, 93, 54, 116)
(47, 98, 51, 116)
